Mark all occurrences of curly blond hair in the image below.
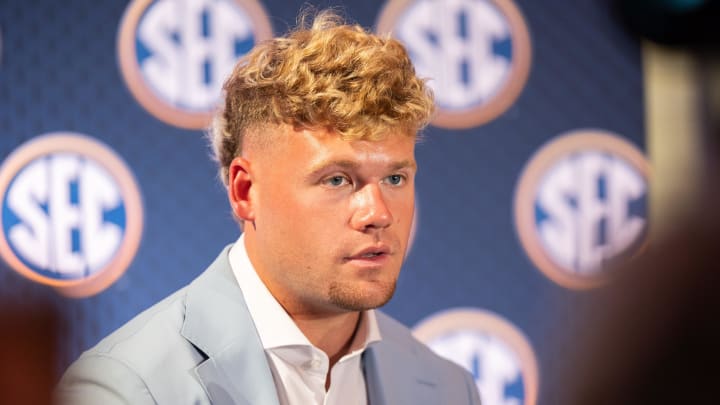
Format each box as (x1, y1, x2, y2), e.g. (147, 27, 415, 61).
(210, 10, 434, 184)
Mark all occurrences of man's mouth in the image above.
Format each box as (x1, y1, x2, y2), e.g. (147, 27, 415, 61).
(345, 245, 391, 261)
(360, 252, 383, 258)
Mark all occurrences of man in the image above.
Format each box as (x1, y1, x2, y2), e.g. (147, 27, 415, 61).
(56, 10, 481, 405)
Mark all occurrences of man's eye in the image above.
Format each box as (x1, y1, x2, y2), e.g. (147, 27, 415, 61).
(387, 174, 404, 185)
(325, 176, 349, 187)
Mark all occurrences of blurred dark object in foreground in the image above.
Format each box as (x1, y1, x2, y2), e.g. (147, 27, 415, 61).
(562, 190, 720, 404)
(0, 300, 60, 405)
(571, 3, 720, 403)
(614, 0, 720, 49)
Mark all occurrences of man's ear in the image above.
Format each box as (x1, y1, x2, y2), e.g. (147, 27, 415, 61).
(228, 156, 255, 223)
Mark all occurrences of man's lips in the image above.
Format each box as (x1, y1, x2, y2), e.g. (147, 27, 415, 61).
(344, 245, 392, 262)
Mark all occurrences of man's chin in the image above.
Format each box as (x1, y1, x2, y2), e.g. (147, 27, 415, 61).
(328, 281, 397, 311)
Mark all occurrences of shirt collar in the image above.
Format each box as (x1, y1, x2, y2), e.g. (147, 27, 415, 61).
(228, 235, 382, 352)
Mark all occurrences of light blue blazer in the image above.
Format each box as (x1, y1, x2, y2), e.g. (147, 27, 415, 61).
(56, 247, 481, 405)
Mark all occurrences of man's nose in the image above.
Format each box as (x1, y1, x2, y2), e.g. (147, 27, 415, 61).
(350, 184, 393, 231)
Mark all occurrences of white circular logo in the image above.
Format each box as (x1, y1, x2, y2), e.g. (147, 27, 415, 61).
(117, 0, 273, 129)
(514, 130, 650, 289)
(377, 0, 532, 129)
(414, 308, 539, 405)
(0, 133, 144, 297)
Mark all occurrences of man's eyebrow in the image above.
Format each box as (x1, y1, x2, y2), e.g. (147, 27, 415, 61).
(389, 159, 417, 171)
(305, 159, 417, 179)
(306, 160, 360, 178)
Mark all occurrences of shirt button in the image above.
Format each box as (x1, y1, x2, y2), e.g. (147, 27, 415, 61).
(310, 359, 321, 369)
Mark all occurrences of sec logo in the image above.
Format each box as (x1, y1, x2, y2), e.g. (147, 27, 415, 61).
(414, 308, 539, 405)
(117, 0, 273, 129)
(514, 130, 650, 289)
(0, 133, 143, 297)
(377, 0, 531, 129)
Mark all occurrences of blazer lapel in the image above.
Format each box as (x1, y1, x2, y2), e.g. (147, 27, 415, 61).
(181, 246, 280, 405)
(363, 313, 440, 405)
(194, 345, 276, 405)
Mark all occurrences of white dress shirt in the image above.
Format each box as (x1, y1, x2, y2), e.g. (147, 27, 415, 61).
(229, 236, 382, 405)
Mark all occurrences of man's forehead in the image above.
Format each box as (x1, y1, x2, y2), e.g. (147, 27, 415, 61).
(303, 135, 418, 178)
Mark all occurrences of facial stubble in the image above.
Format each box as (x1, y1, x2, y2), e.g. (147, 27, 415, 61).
(327, 278, 397, 311)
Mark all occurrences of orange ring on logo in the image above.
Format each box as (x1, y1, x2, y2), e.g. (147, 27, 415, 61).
(117, 0, 273, 129)
(0, 133, 144, 297)
(413, 307, 539, 405)
(376, 0, 532, 129)
(514, 129, 651, 290)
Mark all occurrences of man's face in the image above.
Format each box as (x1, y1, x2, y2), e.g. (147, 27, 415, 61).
(241, 125, 416, 316)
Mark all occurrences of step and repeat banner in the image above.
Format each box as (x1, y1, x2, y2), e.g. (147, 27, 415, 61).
(0, 0, 647, 404)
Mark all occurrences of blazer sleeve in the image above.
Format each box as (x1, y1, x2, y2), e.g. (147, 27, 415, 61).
(54, 354, 156, 405)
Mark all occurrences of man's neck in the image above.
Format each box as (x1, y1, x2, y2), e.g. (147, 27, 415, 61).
(291, 310, 361, 367)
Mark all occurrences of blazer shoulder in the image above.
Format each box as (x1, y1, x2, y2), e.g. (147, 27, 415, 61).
(59, 287, 207, 403)
(84, 245, 235, 369)
(55, 352, 156, 405)
(57, 246, 247, 404)
(90, 287, 193, 363)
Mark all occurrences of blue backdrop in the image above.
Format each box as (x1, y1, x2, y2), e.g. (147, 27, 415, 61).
(0, 1, 646, 404)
